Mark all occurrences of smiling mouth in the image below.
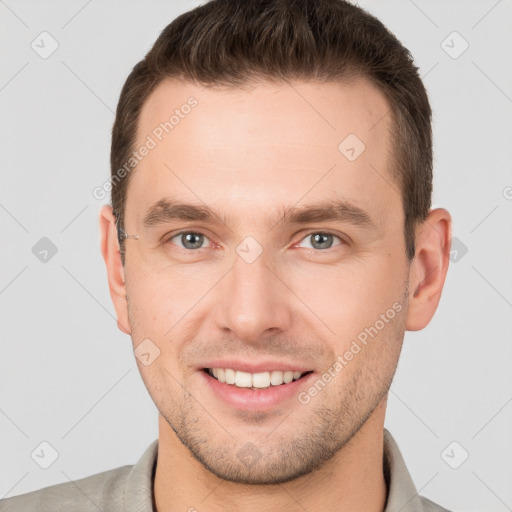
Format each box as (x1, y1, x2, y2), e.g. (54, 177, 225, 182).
(203, 368, 314, 389)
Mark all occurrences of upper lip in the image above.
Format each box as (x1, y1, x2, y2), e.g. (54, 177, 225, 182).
(199, 360, 313, 374)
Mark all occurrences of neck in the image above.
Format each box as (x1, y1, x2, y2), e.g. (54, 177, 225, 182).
(154, 400, 388, 512)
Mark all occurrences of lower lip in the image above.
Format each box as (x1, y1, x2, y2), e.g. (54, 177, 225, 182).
(200, 370, 315, 412)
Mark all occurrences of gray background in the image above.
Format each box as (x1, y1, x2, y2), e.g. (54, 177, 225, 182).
(1, 1, 511, 510)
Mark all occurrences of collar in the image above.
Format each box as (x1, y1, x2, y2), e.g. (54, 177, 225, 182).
(123, 429, 431, 512)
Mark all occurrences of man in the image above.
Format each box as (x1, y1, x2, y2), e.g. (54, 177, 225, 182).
(0, 0, 452, 510)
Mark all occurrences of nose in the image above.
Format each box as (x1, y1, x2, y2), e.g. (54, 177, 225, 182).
(214, 248, 293, 344)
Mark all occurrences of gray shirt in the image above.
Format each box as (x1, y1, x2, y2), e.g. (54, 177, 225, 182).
(0, 429, 451, 511)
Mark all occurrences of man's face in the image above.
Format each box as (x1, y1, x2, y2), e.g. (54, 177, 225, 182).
(122, 77, 410, 484)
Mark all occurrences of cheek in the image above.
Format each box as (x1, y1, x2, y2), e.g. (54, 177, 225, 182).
(135, 357, 186, 419)
(289, 255, 406, 351)
(303, 255, 403, 302)
(124, 264, 222, 368)
(125, 263, 202, 330)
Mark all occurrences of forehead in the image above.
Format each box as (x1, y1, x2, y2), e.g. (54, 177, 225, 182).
(126, 77, 400, 229)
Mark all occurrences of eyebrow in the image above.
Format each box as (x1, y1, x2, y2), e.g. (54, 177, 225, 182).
(142, 198, 377, 231)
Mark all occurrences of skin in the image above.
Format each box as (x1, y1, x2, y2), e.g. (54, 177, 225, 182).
(100, 77, 451, 512)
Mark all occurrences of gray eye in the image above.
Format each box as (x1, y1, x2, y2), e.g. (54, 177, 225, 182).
(298, 233, 342, 250)
(171, 232, 208, 250)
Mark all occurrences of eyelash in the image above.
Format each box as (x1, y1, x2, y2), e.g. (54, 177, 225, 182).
(163, 230, 348, 253)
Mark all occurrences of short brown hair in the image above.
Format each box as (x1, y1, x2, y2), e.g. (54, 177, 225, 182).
(111, 0, 432, 263)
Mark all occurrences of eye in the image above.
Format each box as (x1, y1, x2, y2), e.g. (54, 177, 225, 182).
(164, 230, 345, 253)
(168, 231, 211, 250)
(296, 232, 345, 251)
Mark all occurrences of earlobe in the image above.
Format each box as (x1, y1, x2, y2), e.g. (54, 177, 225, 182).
(99, 205, 131, 335)
(405, 208, 452, 331)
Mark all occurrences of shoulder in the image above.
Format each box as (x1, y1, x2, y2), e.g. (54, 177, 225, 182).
(0, 439, 159, 512)
(382, 429, 453, 512)
(0, 464, 132, 512)
(419, 495, 453, 512)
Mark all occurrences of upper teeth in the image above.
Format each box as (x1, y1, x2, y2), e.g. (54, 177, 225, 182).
(208, 368, 304, 388)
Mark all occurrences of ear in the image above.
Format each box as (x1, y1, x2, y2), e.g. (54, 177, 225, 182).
(99, 205, 131, 335)
(406, 208, 452, 331)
